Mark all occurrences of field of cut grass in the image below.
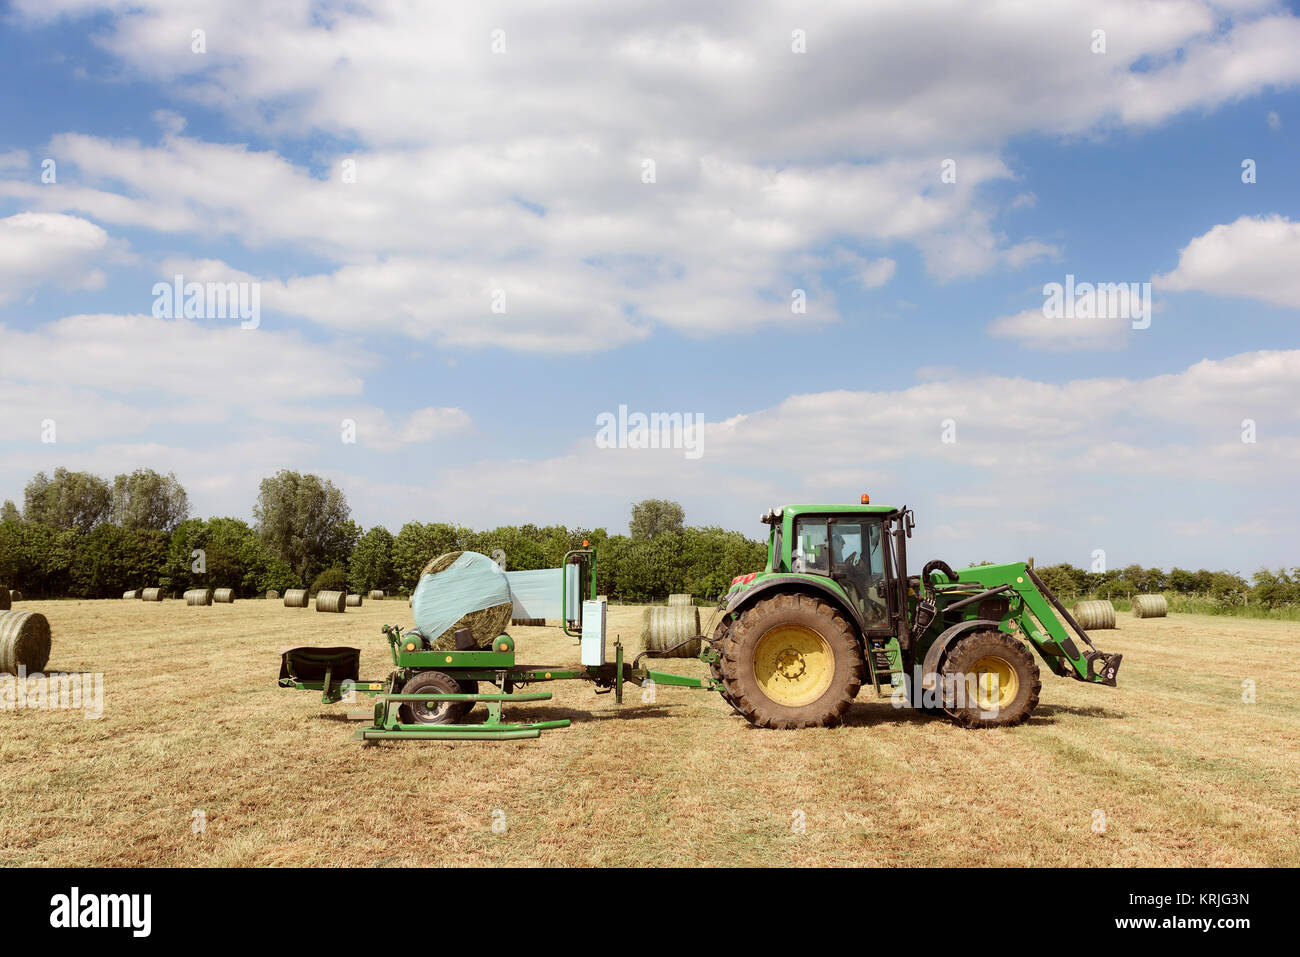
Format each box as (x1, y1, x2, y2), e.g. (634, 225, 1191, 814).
(2, 598, 1297, 867)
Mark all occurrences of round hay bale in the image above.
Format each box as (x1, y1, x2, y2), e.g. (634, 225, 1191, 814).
(185, 588, 213, 606)
(412, 552, 513, 651)
(640, 605, 702, 658)
(122, 589, 139, 600)
(283, 589, 308, 608)
(420, 551, 464, 578)
(0, 610, 51, 674)
(266, 589, 279, 600)
(667, 593, 693, 607)
(0, 587, 10, 611)
(510, 618, 546, 627)
(316, 590, 347, 614)
(346, 593, 363, 607)
(141, 587, 164, 602)
(1133, 594, 1168, 618)
(1073, 599, 1116, 631)
(9, 590, 20, 602)
(426, 603, 512, 650)
(597, 595, 608, 603)
(213, 588, 235, 604)
(368, 590, 385, 601)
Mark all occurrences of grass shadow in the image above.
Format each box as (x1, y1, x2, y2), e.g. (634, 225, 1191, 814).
(1035, 703, 1127, 720)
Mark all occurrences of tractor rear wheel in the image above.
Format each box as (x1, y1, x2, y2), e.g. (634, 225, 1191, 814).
(720, 594, 863, 729)
(710, 618, 746, 716)
(398, 671, 474, 725)
(939, 630, 1040, 728)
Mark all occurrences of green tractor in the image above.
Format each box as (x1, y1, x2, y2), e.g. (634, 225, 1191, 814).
(709, 499, 1122, 729)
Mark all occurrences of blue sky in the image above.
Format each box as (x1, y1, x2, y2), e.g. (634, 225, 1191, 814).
(1, 0, 1299, 575)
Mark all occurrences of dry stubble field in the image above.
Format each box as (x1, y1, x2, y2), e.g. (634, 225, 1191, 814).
(1, 597, 1297, 867)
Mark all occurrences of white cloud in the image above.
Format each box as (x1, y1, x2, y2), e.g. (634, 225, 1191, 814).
(1154, 215, 1300, 308)
(0, 212, 125, 303)
(5, 0, 1291, 351)
(987, 307, 1132, 351)
(859, 257, 897, 289)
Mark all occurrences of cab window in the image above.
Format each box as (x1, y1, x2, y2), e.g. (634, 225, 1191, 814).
(791, 518, 829, 573)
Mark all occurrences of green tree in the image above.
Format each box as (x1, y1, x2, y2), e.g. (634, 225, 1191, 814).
(392, 521, 461, 587)
(0, 500, 19, 524)
(629, 499, 684, 540)
(349, 526, 395, 593)
(24, 468, 111, 533)
(252, 470, 354, 584)
(110, 469, 189, 531)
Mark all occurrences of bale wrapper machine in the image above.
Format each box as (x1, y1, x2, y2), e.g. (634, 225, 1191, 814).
(278, 548, 718, 742)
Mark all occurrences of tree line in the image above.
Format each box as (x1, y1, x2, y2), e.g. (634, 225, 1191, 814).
(2, 471, 1295, 611)
(0, 474, 766, 602)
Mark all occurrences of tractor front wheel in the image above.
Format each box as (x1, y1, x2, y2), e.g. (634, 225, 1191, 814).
(939, 630, 1041, 728)
(720, 594, 863, 729)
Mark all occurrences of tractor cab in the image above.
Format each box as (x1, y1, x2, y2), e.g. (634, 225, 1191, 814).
(760, 500, 910, 637)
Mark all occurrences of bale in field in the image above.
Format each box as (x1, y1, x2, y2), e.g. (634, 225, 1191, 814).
(9, 591, 20, 602)
(185, 588, 213, 606)
(0, 610, 51, 674)
(266, 589, 280, 600)
(667, 593, 693, 607)
(0, 587, 9, 612)
(412, 551, 514, 651)
(641, 605, 702, 657)
(1073, 599, 1116, 630)
(368, 590, 385, 601)
(122, 590, 140, 600)
(141, 587, 164, 602)
(316, 590, 347, 613)
(510, 618, 546, 627)
(213, 588, 235, 604)
(283, 589, 308, 608)
(1133, 594, 1168, 618)
(346, 593, 363, 607)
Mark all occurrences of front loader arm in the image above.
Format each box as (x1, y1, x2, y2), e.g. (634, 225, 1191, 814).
(937, 562, 1122, 686)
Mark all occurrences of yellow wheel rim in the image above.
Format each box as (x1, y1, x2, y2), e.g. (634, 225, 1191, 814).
(971, 655, 1019, 711)
(753, 625, 834, 707)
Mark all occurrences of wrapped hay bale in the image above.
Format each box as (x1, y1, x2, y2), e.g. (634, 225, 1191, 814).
(1073, 599, 1115, 630)
(141, 587, 164, 602)
(266, 589, 279, 600)
(346, 593, 363, 607)
(0, 587, 9, 611)
(368, 590, 385, 601)
(1133, 594, 1168, 618)
(667, 593, 693, 607)
(0, 610, 51, 674)
(316, 590, 347, 613)
(510, 618, 546, 627)
(123, 590, 140, 600)
(185, 588, 213, 606)
(283, 589, 308, 608)
(9, 590, 20, 602)
(213, 588, 235, 604)
(412, 551, 513, 651)
(641, 605, 702, 658)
